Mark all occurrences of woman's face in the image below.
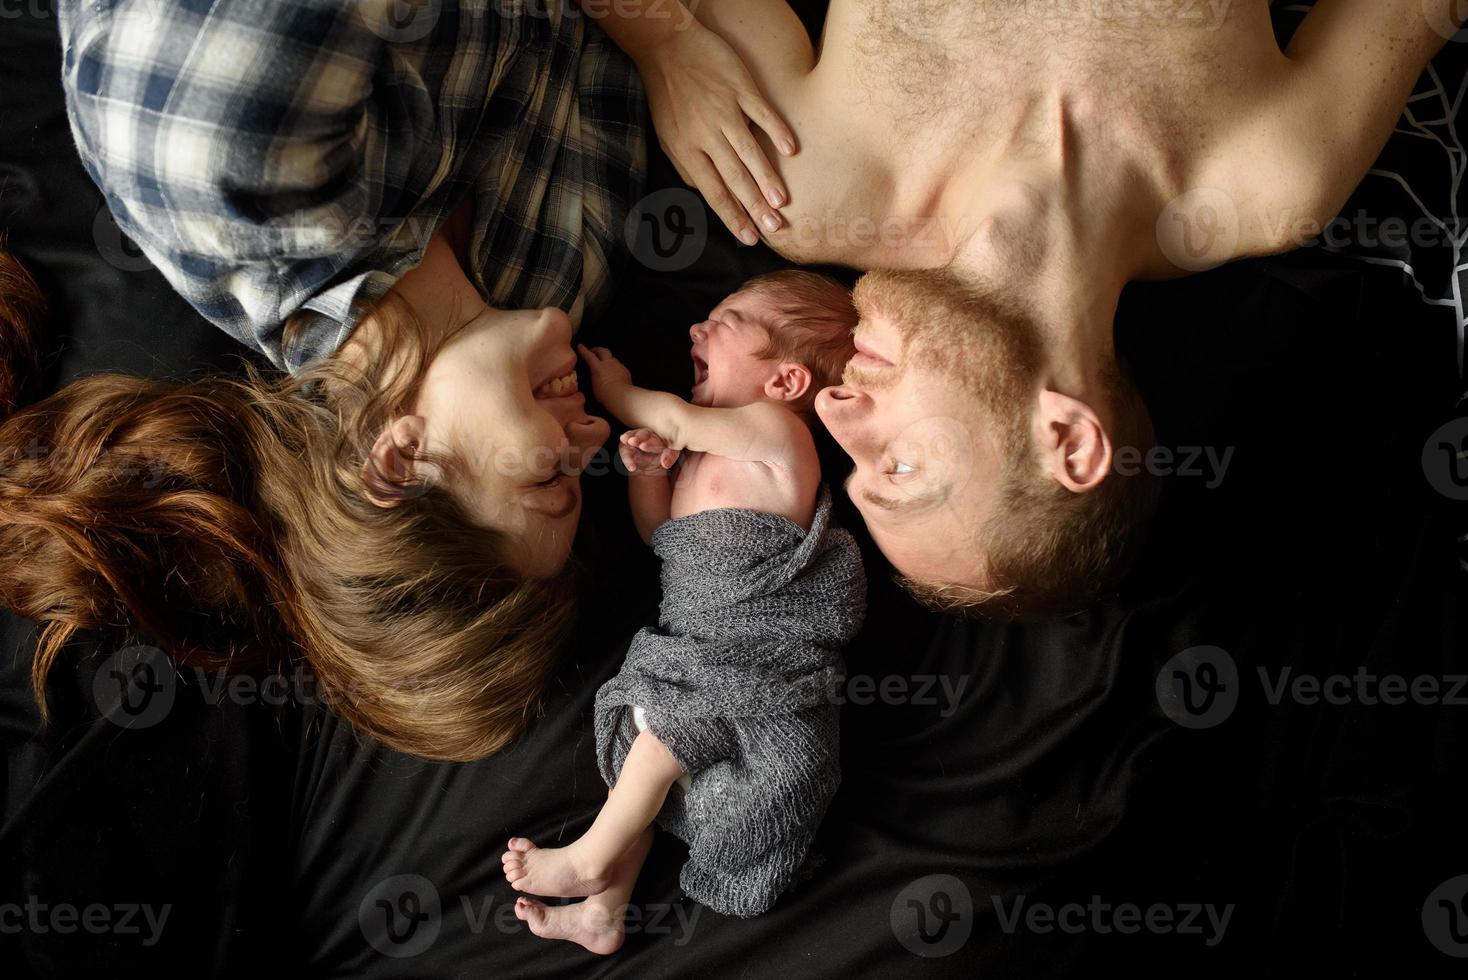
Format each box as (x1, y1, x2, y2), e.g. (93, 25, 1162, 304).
(412, 305, 610, 577)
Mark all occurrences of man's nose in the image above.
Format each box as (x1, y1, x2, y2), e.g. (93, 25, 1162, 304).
(820, 384, 868, 411)
(815, 385, 876, 452)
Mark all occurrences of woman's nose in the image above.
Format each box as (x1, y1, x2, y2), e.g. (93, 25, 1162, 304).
(538, 306, 573, 344)
(565, 415, 611, 471)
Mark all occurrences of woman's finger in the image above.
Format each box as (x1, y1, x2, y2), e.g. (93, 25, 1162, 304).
(665, 146, 695, 190)
(686, 153, 759, 246)
(709, 143, 781, 237)
(738, 90, 797, 157)
(724, 123, 788, 211)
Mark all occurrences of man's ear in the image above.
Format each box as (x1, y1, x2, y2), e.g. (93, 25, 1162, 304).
(362, 415, 429, 508)
(764, 361, 813, 405)
(1036, 388, 1112, 493)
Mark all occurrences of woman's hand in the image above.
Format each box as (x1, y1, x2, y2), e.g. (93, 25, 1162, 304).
(620, 427, 681, 474)
(635, 22, 798, 246)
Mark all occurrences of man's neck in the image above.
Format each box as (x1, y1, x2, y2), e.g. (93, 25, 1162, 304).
(930, 89, 1167, 397)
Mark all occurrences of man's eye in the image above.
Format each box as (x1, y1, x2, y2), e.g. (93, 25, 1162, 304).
(891, 462, 915, 476)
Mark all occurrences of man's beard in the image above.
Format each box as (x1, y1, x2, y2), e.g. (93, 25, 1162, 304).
(849, 267, 1043, 450)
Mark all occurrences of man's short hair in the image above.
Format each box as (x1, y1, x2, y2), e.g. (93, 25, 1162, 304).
(864, 269, 1159, 619)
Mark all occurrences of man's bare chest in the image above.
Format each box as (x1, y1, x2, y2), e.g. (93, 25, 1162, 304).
(834, 0, 1262, 133)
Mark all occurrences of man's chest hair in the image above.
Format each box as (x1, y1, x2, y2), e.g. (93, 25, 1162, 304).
(846, 0, 1213, 136)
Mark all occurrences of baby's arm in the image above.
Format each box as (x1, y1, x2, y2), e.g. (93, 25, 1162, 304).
(620, 428, 678, 546)
(581, 345, 801, 466)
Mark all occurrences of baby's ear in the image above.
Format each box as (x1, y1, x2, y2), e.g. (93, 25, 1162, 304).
(765, 361, 813, 404)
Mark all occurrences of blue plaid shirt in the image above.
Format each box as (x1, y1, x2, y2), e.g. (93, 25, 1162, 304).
(58, 0, 646, 372)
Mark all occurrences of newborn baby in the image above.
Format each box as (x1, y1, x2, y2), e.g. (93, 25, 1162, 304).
(502, 271, 866, 953)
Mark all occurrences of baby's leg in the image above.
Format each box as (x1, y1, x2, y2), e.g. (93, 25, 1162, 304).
(514, 827, 653, 956)
(502, 730, 684, 897)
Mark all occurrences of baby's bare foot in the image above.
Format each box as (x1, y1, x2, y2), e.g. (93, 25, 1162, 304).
(514, 896, 625, 955)
(501, 837, 611, 898)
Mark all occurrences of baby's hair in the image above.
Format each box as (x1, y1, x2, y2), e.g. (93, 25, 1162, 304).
(739, 269, 857, 418)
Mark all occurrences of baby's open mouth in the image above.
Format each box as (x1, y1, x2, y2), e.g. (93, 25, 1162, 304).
(691, 351, 709, 387)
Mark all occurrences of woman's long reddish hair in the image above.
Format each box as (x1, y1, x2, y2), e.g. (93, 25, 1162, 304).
(0, 245, 572, 760)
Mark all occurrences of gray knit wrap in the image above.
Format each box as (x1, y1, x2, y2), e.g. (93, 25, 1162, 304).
(593, 487, 866, 918)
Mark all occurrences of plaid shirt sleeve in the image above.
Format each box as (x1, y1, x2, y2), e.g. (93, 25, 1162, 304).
(58, 0, 646, 372)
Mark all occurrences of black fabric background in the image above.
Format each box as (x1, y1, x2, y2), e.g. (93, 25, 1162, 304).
(3, 2, 1467, 976)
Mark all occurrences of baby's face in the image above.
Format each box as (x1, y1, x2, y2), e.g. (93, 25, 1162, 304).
(689, 290, 781, 408)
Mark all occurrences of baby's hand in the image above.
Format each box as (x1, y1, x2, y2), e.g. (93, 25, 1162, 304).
(578, 344, 632, 405)
(620, 427, 681, 474)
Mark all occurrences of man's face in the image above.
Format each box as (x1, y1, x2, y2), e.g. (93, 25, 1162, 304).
(814, 270, 1034, 587)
